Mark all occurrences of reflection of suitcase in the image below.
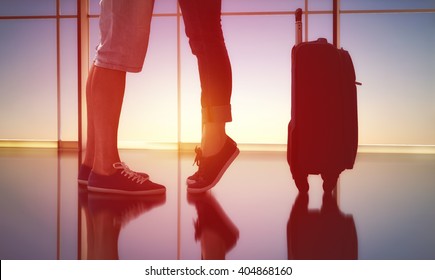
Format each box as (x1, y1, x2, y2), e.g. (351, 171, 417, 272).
(287, 193, 358, 260)
(287, 6, 359, 192)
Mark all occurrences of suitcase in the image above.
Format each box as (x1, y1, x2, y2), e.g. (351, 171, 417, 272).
(287, 6, 359, 192)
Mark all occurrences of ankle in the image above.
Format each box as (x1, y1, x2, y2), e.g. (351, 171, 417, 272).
(201, 134, 227, 157)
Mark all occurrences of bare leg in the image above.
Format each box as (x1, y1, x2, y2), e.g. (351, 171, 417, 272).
(88, 65, 126, 175)
(82, 65, 96, 168)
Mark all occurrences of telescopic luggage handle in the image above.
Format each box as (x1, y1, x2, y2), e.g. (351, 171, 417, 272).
(295, 0, 338, 47)
(295, 8, 302, 45)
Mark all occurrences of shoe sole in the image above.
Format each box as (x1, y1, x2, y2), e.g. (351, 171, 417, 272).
(187, 148, 240, 194)
(87, 185, 166, 196)
(186, 176, 197, 185)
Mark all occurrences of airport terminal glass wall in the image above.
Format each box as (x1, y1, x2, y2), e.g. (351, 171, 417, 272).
(1, 0, 434, 148)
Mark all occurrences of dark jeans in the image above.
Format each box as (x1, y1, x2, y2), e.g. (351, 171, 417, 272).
(178, 0, 233, 123)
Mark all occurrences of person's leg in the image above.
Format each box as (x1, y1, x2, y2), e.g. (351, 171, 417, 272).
(201, 122, 226, 157)
(79, 0, 164, 194)
(85, 0, 152, 175)
(90, 66, 126, 175)
(81, 64, 125, 176)
(82, 65, 96, 169)
(180, 0, 238, 192)
(179, 0, 233, 157)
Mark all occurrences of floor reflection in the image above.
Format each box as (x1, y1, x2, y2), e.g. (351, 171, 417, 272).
(187, 192, 239, 260)
(78, 187, 166, 260)
(287, 191, 358, 259)
(1, 148, 435, 259)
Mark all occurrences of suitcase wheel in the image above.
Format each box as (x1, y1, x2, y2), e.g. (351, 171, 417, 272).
(293, 174, 309, 193)
(321, 173, 339, 193)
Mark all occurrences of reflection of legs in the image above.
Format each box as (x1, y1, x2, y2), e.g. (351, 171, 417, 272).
(200, 229, 226, 259)
(82, 92, 126, 257)
(188, 192, 239, 259)
(87, 210, 121, 260)
(82, 193, 166, 260)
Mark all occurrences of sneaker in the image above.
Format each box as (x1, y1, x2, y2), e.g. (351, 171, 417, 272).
(186, 146, 202, 184)
(187, 137, 239, 193)
(87, 162, 165, 195)
(78, 163, 149, 185)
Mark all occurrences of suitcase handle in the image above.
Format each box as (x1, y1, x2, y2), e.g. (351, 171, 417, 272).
(295, 8, 302, 22)
(295, 8, 302, 45)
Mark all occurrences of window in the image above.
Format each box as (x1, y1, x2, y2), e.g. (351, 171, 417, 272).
(1, 0, 434, 149)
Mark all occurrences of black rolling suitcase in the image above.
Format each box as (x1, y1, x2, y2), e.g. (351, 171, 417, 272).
(287, 5, 360, 192)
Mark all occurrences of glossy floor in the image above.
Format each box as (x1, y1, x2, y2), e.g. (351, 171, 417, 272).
(1, 148, 434, 260)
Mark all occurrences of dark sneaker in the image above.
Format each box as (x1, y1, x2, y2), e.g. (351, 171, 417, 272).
(78, 163, 149, 185)
(88, 162, 165, 195)
(187, 137, 239, 193)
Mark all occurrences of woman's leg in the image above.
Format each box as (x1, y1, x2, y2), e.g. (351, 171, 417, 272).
(179, 0, 233, 157)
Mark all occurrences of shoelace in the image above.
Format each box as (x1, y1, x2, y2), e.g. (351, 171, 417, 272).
(193, 219, 202, 241)
(192, 146, 202, 166)
(113, 162, 148, 184)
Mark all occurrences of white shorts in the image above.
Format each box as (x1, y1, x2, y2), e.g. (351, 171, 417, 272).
(94, 0, 155, 73)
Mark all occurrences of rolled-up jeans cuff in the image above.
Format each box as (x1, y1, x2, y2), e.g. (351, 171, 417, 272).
(202, 105, 232, 123)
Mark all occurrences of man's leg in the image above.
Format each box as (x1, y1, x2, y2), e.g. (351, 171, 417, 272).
(84, 64, 164, 195)
(80, 65, 126, 176)
(81, 65, 96, 169)
(90, 66, 126, 175)
(78, 0, 164, 195)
